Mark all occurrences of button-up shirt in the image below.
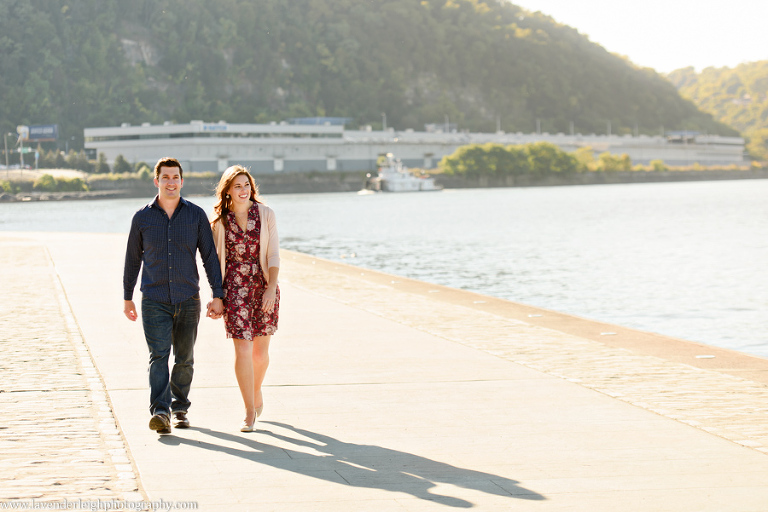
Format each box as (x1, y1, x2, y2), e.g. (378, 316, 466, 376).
(123, 196, 224, 304)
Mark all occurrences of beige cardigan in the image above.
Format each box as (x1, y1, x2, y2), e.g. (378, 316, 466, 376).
(211, 202, 280, 284)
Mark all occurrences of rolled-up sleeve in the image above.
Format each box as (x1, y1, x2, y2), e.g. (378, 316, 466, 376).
(265, 206, 280, 270)
(198, 210, 224, 298)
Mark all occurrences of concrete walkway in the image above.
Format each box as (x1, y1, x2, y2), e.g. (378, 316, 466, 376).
(2, 231, 768, 511)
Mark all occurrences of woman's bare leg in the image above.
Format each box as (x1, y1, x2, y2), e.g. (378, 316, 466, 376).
(251, 335, 271, 414)
(233, 338, 255, 423)
(234, 336, 271, 425)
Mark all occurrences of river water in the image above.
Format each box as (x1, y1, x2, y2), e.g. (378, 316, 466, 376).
(1, 179, 766, 358)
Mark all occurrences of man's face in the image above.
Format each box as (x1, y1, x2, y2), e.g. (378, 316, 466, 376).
(154, 165, 183, 200)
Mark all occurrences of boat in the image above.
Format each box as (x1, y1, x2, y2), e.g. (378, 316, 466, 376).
(364, 153, 442, 192)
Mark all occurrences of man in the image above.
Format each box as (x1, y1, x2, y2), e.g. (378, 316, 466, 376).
(123, 157, 224, 434)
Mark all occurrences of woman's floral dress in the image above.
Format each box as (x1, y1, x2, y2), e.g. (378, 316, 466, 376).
(223, 203, 279, 340)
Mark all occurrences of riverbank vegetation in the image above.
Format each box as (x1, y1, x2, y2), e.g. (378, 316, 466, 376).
(438, 142, 757, 178)
(0, 168, 219, 198)
(1, 174, 87, 194)
(0, 0, 736, 156)
(30, 148, 152, 175)
(440, 142, 583, 176)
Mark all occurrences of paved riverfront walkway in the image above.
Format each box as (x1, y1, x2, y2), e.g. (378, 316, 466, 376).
(2, 231, 768, 511)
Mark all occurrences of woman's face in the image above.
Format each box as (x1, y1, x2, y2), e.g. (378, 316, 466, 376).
(227, 174, 251, 206)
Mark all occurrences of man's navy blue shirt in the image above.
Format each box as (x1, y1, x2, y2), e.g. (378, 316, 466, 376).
(123, 196, 224, 304)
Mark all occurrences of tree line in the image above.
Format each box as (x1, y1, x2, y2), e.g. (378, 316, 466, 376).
(438, 142, 675, 177)
(668, 62, 768, 159)
(1, 147, 150, 175)
(0, 149, 153, 194)
(34, 149, 150, 175)
(0, 0, 736, 155)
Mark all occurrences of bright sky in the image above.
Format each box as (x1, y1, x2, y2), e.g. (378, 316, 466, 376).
(511, 0, 768, 73)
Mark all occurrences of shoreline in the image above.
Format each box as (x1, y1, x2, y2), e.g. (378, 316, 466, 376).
(2, 168, 768, 202)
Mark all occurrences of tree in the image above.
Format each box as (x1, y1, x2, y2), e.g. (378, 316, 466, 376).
(526, 142, 581, 175)
(95, 153, 111, 174)
(670, 62, 768, 157)
(57, 177, 87, 192)
(596, 152, 632, 171)
(439, 141, 581, 176)
(67, 150, 93, 173)
(38, 150, 57, 169)
(746, 128, 768, 161)
(502, 145, 532, 176)
(134, 161, 150, 172)
(574, 146, 596, 170)
(55, 151, 66, 169)
(137, 165, 152, 181)
(33, 174, 56, 192)
(113, 154, 132, 174)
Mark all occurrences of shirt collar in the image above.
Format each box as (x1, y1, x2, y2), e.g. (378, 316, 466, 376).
(149, 195, 188, 210)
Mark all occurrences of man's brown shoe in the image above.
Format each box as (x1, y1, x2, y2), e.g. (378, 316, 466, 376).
(172, 411, 190, 429)
(149, 413, 171, 434)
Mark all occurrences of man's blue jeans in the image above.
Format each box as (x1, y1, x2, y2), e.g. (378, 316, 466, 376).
(141, 295, 201, 416)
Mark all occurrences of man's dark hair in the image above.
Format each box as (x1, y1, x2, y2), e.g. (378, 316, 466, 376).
(154, 157, 183, 179)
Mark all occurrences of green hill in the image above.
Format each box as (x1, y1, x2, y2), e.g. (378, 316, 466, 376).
(668, 62, 768, 159)
(0, 0, 736, 152)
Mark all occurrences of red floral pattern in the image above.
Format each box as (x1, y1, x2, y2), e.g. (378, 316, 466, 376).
(223, 203, 279, 340)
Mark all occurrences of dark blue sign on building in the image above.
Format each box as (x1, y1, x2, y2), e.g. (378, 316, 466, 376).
(288, 117, 351, 126)
(28, 124, 58, 141)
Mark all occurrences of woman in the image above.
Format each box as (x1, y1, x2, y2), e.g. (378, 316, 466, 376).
(210, 165, 280, 432)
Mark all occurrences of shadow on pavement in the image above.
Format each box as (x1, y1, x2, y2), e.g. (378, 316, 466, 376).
(161, 421, 545, 508)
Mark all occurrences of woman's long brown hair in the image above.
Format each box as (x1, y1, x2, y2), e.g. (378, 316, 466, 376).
(211, 165, 262, 227)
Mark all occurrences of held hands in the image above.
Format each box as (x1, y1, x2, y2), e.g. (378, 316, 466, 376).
(205, 289, 274, 319)
(207, 297, 224, 319)
(126, 298, 225, 321)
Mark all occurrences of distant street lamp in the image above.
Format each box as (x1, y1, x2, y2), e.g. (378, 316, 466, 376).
(16, 125, 28, 171)
(3, 132, 10, 171)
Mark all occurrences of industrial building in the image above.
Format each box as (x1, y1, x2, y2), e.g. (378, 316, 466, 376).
(84, 121, 746, 174)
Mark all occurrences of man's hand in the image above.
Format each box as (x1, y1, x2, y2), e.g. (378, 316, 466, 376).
(207, 298, 224, 319)
(124, 300, 138, 321)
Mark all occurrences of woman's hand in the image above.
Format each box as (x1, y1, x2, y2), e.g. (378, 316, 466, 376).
(262, 287, 277, 313)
